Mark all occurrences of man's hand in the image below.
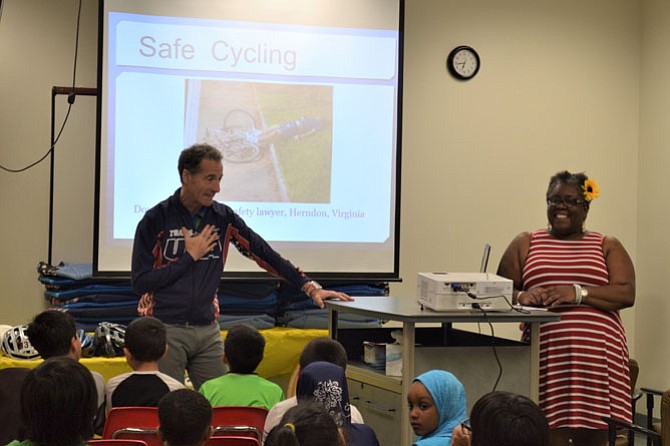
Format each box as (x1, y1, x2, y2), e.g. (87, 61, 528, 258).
(181, 225, 218, 261)
(310, 289, 354, 309)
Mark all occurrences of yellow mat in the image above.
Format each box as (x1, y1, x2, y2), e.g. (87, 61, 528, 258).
(0, 327, 327, 382)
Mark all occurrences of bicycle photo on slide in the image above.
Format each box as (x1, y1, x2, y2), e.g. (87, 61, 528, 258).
(187, 80, 334, 204)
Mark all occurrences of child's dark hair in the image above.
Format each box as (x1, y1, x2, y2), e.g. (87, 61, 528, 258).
(224, 324, 265, 374)
(471, 391, 549, 446)
(26, 310, 77, 358)
(158, 389, 212, 446)
(21, 357, 97, 445)
(299, 337, 348, 370)
(124, 317, 166, 362)
(265, 402, 341, 446)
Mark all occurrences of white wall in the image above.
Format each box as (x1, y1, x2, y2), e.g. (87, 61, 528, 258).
(1, 0, 668, 392)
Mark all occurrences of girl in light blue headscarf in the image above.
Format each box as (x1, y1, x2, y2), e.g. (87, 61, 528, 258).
(408, 370, 466, 446)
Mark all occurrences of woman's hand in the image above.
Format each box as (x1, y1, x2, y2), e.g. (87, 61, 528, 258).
(542, 236, 636, 311)
(542, 285, 578, 307)
(517, 287, 548, 306)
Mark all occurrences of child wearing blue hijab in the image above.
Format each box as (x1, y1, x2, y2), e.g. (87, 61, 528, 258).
(408, 370, 466, 446)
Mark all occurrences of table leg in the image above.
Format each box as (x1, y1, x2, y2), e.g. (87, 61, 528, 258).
(530, 321, 540, 403)
(400, 321, 415, 446)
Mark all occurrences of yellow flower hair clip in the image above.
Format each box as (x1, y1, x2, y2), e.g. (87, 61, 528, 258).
(582, 178, 600, 202)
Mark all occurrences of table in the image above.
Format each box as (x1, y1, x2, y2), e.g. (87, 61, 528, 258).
(325, 296, 559, 446)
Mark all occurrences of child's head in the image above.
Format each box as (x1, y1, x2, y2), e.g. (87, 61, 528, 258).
(470, 391, 549, 446)
(124, 316, 167, 363)
(223, 324, 265, 374)
(21, 356, 97, 445)
(299, 337, 348, 370)
(26, 310, 78, 359)
(407, 380, 439, 437)
(296, 361, 351, 427)
(407, 370, 466, 441)
(265, 401, 344, 446)
(158, 389, 213, 446)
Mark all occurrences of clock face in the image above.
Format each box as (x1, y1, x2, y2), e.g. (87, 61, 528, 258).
(447, 46, 480, 80)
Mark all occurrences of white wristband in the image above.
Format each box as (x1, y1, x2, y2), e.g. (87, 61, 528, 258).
(303, 280, 323, 299)
(516, 291, 525, 304)
(573, 284, 583, 305)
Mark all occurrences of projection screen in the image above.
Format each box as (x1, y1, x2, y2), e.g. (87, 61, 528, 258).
(95, 0, 403, 280)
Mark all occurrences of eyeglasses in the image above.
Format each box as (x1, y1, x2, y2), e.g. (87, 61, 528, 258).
(546, 196, 584, 207)
(460, 418, 472, 433)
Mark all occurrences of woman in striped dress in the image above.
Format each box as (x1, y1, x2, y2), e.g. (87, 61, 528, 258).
(497, 171, 635, 446)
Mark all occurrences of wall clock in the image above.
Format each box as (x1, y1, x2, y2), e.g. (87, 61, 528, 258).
(447, 45, 480, 80)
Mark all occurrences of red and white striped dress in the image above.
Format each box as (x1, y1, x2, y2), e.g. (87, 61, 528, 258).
(522, 229, 631, 429)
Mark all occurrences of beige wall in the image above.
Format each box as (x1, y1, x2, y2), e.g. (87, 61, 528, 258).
(0, 0, 99, 324)
(637, 0, 670, 391)
(0, 0, 665, 391)
(393, 0, 640, 344)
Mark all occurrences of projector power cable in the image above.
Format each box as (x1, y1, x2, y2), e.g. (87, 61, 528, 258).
(472, 305, 504, 392)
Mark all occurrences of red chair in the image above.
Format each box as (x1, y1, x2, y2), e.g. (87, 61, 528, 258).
(211, 406, 268, 442)
(102, 407, 161, 446)
(88, 440, 150, 446)
(206, 436, 259, 446)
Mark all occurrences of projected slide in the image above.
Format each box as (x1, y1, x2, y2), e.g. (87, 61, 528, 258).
(97, 0, 402, 277)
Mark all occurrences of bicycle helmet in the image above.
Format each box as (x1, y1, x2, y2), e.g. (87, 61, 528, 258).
(1, 325, 40, 360)
(77, 329, 97, 358)
(0, 325, 12, 342)
(94, 322, 126, 357)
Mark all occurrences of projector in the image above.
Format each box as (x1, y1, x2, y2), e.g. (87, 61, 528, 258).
(417, 272, 513, 311)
